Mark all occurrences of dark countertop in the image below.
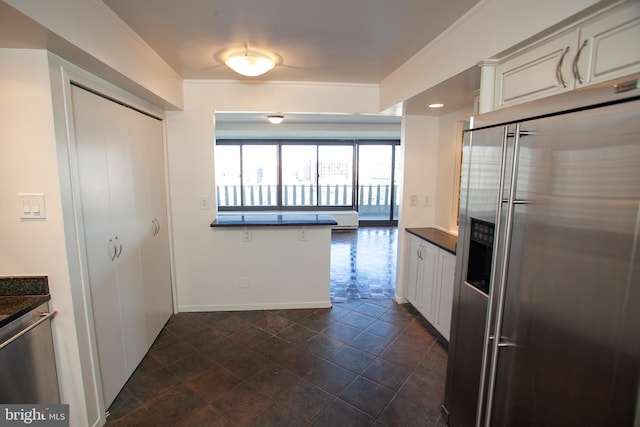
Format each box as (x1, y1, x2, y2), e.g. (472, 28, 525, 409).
(211, 214, 338, 227)
(406, 227, 457, 255)
(0, 276, 51, 328)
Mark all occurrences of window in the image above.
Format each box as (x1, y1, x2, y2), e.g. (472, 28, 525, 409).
(242, 145, 278, 206)
(215, 145, 241, 206)
(318, 146, 353, 207)
(215, 139, 399, 223)
(358, 145, 394, 221)
(281, 145, 317, 206)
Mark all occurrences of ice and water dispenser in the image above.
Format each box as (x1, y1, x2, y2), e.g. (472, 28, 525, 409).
(466, 218, 495, 294)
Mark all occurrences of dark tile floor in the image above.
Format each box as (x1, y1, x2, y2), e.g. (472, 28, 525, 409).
(105, 227, 449, 427)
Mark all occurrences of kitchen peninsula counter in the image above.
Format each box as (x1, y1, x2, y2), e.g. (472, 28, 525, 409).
(211, 213, 337, 227)
(199, 214, 336, 312)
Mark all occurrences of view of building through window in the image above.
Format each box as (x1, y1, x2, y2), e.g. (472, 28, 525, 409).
(215, 140, 399, 223)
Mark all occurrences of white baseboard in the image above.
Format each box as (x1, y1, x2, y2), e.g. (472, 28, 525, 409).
(394, 295, 409, 304)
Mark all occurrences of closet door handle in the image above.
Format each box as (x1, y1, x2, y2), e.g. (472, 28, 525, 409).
(115, 236, 123, 258)
(109, 238, 117, 261)
(556, 46, 570, 88)
(572, 39, 588, 85)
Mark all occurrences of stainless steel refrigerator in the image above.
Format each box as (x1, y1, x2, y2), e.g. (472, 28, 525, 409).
(443, 83, 640, 426)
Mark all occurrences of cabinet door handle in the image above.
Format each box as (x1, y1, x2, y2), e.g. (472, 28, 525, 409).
(115, 236, 123, 258)
(152, 219, 158, 236)
(109, 238, 117, 261)
(556, 46, 570, 88)
(155, 219, 160, 236)
(572, 39, 588, 84)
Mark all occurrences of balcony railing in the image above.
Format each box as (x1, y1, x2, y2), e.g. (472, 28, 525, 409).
(217, 184, 398, 214)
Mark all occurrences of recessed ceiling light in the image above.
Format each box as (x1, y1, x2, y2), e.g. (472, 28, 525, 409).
(428, 103, 445, 109)
(267, 115, 284, 124)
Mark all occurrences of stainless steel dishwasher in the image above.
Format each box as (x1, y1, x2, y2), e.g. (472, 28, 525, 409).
(0, 302, 59, 403)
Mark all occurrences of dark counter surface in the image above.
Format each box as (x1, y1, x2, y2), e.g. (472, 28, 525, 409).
(211, 214, 338, 227)
(406, 227, 457, 255)
(0, 276, 51, 328)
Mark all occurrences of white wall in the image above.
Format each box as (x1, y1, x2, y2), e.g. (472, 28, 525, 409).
(393, 115, 440, 301)
(166, 80, 384, 311)
(4, 0, 183, 110)
(0, 49, 95, 427)
(434, 108, 473, 234)
(397, 116, 440, 229)
(393, 109, 473, 300)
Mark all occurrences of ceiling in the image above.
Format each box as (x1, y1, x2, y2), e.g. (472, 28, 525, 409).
(102, 0, 482, 119)
(103, 0, 480, 84)
(0, 0, 483, 120)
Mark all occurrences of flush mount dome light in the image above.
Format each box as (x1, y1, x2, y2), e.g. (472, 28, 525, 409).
(267, 115, 284, 124)
(225, 50, 276, 77)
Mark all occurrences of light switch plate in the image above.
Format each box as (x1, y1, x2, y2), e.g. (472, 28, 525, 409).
(18, 193, 46, 220)
(200, 197, 210, 210)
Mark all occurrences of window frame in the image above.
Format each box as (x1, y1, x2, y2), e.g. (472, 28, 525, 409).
(215, 139, 400, 217)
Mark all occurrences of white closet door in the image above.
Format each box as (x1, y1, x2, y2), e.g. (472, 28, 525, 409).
(108, 103, 147, 378)
(72, 86, 148, 407)
(129, 110, 172, 345)
(72, 86, 127, 407)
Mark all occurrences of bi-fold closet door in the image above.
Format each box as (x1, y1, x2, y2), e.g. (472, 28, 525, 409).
(71, 84, 172, 408)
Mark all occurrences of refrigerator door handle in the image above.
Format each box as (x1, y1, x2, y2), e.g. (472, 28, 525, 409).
(481, 123, 525, 427)
(497, 339, 520, 348)
(475, 125, 513, 427)
(488, 335, 520, 348)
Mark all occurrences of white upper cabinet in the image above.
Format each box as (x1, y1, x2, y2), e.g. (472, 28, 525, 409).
(494, 1, 640, 110)
(576, 2, 640, 87)
(495, 31, 577, 108)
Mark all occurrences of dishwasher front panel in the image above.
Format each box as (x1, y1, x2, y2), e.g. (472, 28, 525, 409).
(0, 303, 60, 404)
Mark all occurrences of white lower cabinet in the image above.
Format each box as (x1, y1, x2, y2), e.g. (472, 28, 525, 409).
(406, 233, 456, 341)
(72, 85, 172, 409)
(434, 250, 456, 339)
(418, 242, 439, 322)
(406, 237, 421, 305)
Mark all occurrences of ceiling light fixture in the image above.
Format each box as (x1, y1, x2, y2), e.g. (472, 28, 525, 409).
(428, 103, 445, 109)
(225, 50, 276, 77)
(267, 115, 284, 124)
